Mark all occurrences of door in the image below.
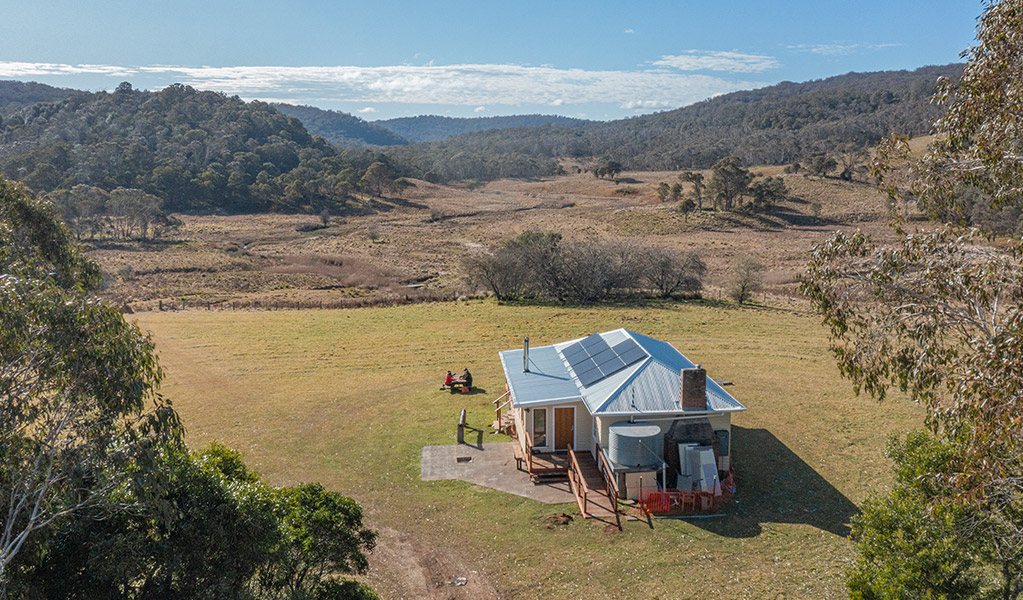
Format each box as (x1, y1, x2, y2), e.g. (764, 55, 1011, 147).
(554, 407, 574, 451)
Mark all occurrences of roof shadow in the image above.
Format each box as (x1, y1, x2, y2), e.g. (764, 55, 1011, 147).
(689, 425, 857, 538)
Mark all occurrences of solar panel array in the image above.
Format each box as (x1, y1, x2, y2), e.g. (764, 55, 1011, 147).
(562, 334, 648, 387)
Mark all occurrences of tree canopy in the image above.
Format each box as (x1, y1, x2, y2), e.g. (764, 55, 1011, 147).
(0, 84, 376, 214)
(0, 177, 181, 590)
(802, 3, 1023, 597)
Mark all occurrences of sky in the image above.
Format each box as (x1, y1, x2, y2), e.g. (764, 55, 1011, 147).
(0, 1, 982, 121)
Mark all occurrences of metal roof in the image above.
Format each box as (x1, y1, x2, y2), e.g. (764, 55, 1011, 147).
(498, 329, 746, 416)
(499, 345, 582, 407)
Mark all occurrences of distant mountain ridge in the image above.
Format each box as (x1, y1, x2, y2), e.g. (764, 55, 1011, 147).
(382, 64, 963, 181)
(0, 80, 78, 113)
(273, 103, 409, 147)
(375, 114, 593, 143)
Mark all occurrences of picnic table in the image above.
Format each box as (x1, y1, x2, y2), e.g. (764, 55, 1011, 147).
(443, 376, 472, 393)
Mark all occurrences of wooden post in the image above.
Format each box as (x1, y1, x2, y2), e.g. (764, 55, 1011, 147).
(457, 409, 467, 444)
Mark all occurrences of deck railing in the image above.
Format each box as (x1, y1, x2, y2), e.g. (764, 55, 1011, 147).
(492, 391, 512, 432)
(594, 442, 622, 529)
(523, 428, 534, 473)
(566, 446, 589, 517)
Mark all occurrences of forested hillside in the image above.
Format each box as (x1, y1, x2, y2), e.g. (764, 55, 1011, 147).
(385, 64, 961, 182)
(0, 80, 76, 112)
(0, 82, 375, 213)
(376, 114, 592, 142)
(274, 103, 409, 147)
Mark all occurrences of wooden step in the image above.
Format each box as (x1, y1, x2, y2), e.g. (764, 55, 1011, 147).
(492, 413, 515, 433)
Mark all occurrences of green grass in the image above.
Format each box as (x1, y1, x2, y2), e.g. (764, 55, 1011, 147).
(135, 299, 923, 599)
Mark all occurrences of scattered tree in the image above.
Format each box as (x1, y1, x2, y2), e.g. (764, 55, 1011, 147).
(836, 144, 868, 182)
(748, 176, 788, 211)
(706, 157, 753, 211)
(643, 247, 706, 298)
(805, 153, 838, 178)
(593, 160, 623, 181)
(679, 171, 706, 209)
(656, 182, 670, 201)
(678, 198, 697, 222)
(359, 162, 394, 197)
(728, 253, 763, 304)
(669, 182, 683, 202)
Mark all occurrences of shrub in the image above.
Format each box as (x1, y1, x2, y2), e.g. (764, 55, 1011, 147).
(728, 253, 764, 304)
(643, 247, 706, 298)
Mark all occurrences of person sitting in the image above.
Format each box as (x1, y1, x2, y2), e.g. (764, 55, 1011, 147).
(442, 371, 454, 389)
(462, 367, 473, 389)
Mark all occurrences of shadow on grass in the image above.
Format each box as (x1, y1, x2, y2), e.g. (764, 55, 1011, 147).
(444, 386, 488, 396)
(690, 426, 857, 538)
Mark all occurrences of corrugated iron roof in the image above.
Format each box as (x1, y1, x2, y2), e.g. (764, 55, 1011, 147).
(499, 345, 581, 407)
(498, 329, 746, 416)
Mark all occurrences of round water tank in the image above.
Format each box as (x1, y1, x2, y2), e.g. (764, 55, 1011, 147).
(608, 422, 663, 469)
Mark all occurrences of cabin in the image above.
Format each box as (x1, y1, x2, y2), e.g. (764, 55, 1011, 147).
(494, 329, 746, 512)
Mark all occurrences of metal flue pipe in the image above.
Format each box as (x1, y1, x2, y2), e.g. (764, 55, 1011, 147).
(523, 336, 530, 372)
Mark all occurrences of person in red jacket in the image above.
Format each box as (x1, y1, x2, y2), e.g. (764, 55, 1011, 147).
(443, 371, 454, 388)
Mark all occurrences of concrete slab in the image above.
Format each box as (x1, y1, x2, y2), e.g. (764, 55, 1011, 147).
(420, 442, 575, 504)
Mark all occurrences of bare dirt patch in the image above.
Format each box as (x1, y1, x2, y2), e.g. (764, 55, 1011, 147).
(367, 526, 499, 600)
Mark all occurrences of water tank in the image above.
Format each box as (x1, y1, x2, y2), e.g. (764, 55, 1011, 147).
(608, 422, 663, 469)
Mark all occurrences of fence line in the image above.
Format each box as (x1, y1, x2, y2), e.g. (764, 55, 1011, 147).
(127, 289, 464, 313)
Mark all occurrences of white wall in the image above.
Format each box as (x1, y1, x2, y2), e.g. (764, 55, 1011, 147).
(525, 401, 594, 457)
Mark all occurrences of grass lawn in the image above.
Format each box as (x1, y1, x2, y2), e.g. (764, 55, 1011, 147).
(134, 299, 923, 599)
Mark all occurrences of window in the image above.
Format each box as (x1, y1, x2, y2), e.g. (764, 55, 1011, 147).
(533, 408, 547, 447)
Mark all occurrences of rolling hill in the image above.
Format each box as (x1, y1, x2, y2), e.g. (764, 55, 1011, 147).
(375, 114, 592, 143)
(273, 103, 409, 147)
(383, 64, 962, 181)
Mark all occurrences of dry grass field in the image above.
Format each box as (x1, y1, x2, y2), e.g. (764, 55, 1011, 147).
(134, 299, 924, 599)
(93, 168, 914, 311)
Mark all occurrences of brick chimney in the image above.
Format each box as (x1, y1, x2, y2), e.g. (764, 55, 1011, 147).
(680, 366, 707, 411)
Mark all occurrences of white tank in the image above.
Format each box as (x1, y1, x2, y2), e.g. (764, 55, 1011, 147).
(608, 422, 662, 469)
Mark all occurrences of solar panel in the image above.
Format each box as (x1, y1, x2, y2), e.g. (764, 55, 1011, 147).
(572, 357, 597, 375)
(561, 342, 588, 362)
(597, 356, 626, 375)
(577, 367, 604, 387)
(568, 335, 652, 387)
(613, 340, 647, 367)
(580, 334, 609, 354)
(588, 347, 617, 366)
(618, 347, 647, 366)
(611, 339, 640, 355)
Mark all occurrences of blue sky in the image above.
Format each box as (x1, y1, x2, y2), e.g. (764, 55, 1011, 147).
(0, 1, 981, 121)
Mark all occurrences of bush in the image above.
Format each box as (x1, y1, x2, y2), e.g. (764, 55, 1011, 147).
(463, 230, 706, 304)
(643, 247, 706, 298)
(729, 254, 763, 304)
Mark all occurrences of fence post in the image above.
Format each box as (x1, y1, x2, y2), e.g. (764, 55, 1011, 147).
(456, 409, 467, 444)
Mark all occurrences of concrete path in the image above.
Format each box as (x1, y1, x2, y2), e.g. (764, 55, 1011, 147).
(421, 442, 575, 504)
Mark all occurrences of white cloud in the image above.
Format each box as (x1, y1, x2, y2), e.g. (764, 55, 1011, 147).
(787, 42, 901, 56)
(474, 105, 486, 113)
(620, 99, 676, 110)
(357, 106, 377, 113)
(624, 28, 636, 34)
(652, 51, 779, 73)
(0, 60, 768, 111)
(0, 61, 137, 78)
